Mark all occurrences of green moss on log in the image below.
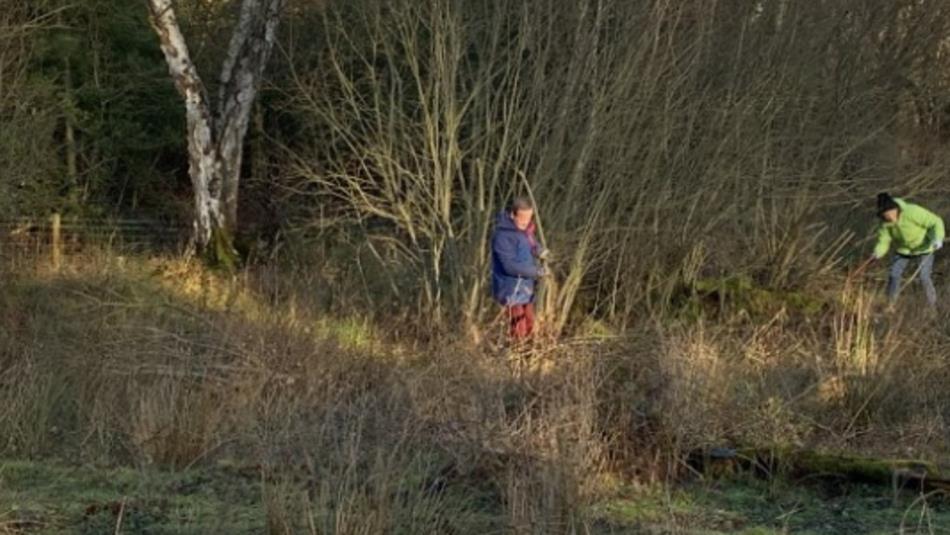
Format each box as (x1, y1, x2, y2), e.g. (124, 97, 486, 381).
(677, 275, 828, 320)
(694, 446, 950, 493)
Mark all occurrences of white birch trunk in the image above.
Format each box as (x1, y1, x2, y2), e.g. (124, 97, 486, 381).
(146, 0, 284, 254)
(147, 0, 220, 248)
(216, 0, 284, 231)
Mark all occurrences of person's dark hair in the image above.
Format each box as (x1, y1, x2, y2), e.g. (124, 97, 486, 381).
(877, 192, 900, 217)
(509, 196, 533, 215)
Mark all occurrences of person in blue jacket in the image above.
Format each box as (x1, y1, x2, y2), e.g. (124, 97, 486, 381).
(491, 197, 548, 339)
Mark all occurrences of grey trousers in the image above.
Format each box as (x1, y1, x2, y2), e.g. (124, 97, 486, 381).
(888, 253, 936, 306)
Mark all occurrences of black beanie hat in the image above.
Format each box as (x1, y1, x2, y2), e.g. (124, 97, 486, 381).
(877, 192, 899, 216)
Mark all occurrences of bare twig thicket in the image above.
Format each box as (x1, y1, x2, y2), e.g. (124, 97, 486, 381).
(282, 0, 950, 336)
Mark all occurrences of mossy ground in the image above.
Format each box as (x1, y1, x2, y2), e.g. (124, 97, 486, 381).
(592, 477, 950, 534)
(4, 459, 949, 534)
(680, 275, 830, 321)
(0, 460, 264, 534)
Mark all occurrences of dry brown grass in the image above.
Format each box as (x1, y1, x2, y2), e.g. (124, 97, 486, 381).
(0, 252, 615, 531)
(2, 248, 949, 532)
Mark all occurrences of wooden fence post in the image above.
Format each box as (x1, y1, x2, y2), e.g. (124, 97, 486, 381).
(50, 213, 62, 271)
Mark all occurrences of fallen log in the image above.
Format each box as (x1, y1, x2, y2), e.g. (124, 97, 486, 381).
(688, 447, 950, 493)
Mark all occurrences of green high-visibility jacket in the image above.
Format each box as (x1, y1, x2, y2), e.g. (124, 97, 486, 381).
(873, 198, 946, 259)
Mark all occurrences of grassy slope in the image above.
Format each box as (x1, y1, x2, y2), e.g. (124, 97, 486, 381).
(0, 256, 501, 533)
(2, 254, 950, 533)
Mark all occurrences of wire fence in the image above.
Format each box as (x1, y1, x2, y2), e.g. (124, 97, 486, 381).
(0, 214, 188, 269)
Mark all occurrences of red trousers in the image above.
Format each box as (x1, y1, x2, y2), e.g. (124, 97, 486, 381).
(507, 303, 535, 339)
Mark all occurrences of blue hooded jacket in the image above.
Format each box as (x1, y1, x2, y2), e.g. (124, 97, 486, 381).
(490, 211, 540, 306)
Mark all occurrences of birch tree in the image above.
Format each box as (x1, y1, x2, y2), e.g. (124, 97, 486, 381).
(146, 0, 284, 264)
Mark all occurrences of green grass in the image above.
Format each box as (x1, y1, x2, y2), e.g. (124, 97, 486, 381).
(592, 478, 950, 534)
(0, 460, 264, 534)
(7, 458, 950, 534)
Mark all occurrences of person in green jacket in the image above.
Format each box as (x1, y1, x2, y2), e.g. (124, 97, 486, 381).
(869, 193, 945, 306)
